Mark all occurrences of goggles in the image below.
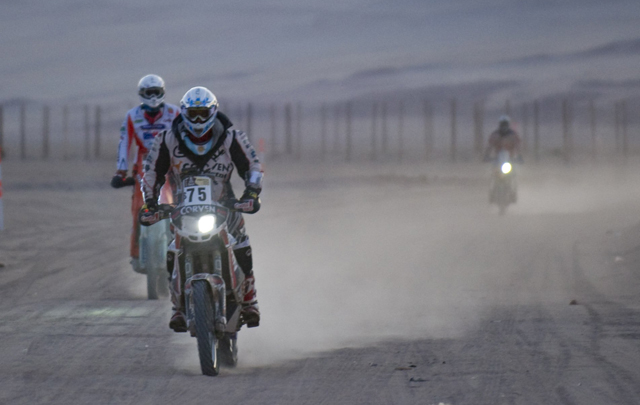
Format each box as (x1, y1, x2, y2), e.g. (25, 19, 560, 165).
(185, 106, 216, 123)
(139, 87, 164, 99)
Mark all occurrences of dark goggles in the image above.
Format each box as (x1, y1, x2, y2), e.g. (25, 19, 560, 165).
(185, 106, 215, 123)
(139, 87, 164, 99)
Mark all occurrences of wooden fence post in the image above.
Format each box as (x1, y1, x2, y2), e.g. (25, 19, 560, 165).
(474, 101, 484, 155)
(398, 101, 404, 162)
(622, 99, 628, 160)
(381, 101, 388, 156)
(94, 105, 101, 158)
(371, 102, 378, 161)
(246, 102, 253, 141)
(285, 103, 292, 155)
(321, 103, 327, 159)
(20, 103, 26, 160)
(270, 103, 276, 157)
(590, 100, 596, 161)
(43, 105, 50, 159)
(0, 105, 4, 158)
(296, 102, 302, 160)
(562, 99, 572, 163)
(424, 100, 433, 161)
(534, 100, 540, 162)
(84, 105, 90, 160)
(345, 101, 352, 162)
(450, 99, 457, 162)
(521, 103, 528, 153)
(63, 105, 69, 160)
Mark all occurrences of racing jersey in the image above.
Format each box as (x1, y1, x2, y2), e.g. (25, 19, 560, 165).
(142, 112, 263, 204)
(116, 103, 180, 173)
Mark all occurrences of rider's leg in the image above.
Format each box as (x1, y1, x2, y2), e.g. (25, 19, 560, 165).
(228, 212, 260, 327)
(168, 237, 187, 332)
(130, 184, 145, 273)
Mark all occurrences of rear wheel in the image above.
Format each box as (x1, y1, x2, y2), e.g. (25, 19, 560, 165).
(193, 281, 219, 376)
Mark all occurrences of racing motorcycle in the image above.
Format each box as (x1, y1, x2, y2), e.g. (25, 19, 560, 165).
(125, 177, 171, 300)
(489, 150, 517, 215)
(156, 173, 249, 376)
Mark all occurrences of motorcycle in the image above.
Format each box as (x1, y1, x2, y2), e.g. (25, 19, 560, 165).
(125, 176, 171, 300)
(489, 150, 517, 215)
(157, 173, 249, 376)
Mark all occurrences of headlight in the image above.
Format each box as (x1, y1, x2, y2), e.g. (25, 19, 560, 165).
(197, 215, 216, 233)
(501, 162, 512, 174)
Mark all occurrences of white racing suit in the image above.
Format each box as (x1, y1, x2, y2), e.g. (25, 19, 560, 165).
(116, 103, 179, 261)
(142, 112, 263, 328)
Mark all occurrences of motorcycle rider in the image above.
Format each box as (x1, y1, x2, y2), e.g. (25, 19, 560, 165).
(483, 115, 523, 162)
(484, 115, 522, 204)
(139, 86, 263, 331)
(110, 74, 180, 274)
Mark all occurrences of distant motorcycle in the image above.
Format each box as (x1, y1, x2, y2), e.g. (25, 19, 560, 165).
(489, 150, 517, 215)
(157, 173, 250, 376)
(125, 177, 171, 300)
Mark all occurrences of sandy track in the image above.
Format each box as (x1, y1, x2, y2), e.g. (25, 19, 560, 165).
(1, 159, 640, 404)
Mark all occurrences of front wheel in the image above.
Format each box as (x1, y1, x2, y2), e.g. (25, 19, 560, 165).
(193, 281, 219, 376)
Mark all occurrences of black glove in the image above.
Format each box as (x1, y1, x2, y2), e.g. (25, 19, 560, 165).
(111, 175, 126, 188)
(138, 200, 160, 227)
(233, 188, 261, 214)
(111, 175, 135, 188)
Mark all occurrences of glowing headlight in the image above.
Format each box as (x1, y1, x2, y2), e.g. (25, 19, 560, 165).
(501, 162, 512, 174)
(197, 215, 216, 233)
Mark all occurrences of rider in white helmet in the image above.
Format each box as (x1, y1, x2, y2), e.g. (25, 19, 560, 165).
(140, 86, 263, 331)
(111, 74, 180, 274)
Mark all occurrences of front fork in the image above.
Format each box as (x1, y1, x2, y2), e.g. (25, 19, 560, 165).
(181, 250, 227, 337)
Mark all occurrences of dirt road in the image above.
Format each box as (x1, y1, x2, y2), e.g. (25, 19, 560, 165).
(1, 159, 640, 404)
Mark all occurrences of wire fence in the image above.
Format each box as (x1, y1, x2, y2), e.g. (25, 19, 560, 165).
(0, 98, 637, 164)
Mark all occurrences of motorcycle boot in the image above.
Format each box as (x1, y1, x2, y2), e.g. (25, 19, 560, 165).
(241, 275, 260, 328)
(168, 263, 187, 333)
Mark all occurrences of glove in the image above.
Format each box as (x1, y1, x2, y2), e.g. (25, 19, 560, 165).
(138, 201, 160, 227)
(111, 175, 126, 188)
(233, 188, 261, 214)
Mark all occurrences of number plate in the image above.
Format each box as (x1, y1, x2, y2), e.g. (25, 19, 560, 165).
(183, 177, 212, 206)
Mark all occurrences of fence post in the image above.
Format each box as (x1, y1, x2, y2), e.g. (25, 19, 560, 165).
(622, 99, 628, 161)
(562, 99, 572, 163)
(285, 103, 292, 155)
(20, 103, 26, 160)
(424, 100, 433, 161)
(505, 99, 511, 117)
(63, 105, 69, 160)
(371, 102, 377, 161)
(321, 103, 327, 159)
(84, 105, 90, 160)
(450, 99, 457, 162)
(381, 101, 388, 156)
(345, 101, 352, 162)
(333, 104, 340, 154)
(270, 103, 276, 158)
(473, 101, 484, 155)
(246, 102, 253, 141)
(398, 101, 404, 162)
(43, 105, 50, 159)
(0, 104, 4, 158)
(521, 103, 528, 153)
(296, 102, 302, 160)
(590, 100, 596, 161)
(534, 100, 540, 162)
(94, 105, 101, 159)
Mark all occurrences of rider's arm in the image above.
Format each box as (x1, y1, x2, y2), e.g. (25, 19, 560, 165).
(229, 129, 263, 193)
(142, 130, 171, 205)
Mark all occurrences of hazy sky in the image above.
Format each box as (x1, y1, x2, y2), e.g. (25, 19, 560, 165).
(1, 0, 639, 104)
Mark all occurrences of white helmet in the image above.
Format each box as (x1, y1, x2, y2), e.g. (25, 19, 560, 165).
(180, 86, 219, 139)
(138, 74, 165, 109)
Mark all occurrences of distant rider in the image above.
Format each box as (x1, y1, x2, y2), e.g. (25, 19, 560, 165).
(139, 86, 263, 332)
(483, 115, 523, 162)
(110, 74, 179, 274)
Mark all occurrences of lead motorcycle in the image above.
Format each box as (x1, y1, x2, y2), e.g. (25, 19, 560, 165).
(155, 173, 249, 376)
(489, 150, 517, 215)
